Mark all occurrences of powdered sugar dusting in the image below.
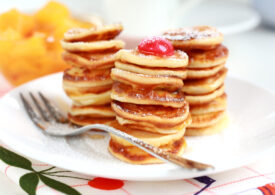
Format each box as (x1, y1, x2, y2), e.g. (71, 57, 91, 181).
(65, 132, 128, 165)
(163, 26, 221, 41)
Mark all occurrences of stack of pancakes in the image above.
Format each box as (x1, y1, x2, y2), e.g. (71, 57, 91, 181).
(163, 26, 229, 136)
(108, 48, 192, 164)
(61, 24, 125, 126)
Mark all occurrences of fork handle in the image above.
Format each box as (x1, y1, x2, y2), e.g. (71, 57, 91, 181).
(80, 124, 213, 170)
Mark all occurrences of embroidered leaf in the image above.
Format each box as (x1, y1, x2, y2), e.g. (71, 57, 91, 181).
(19, 173, 39, 195)
(0, 146, 33, 170)
(39, 174, 81, 195)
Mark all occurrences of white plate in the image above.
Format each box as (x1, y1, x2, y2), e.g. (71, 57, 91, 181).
(0, 73, 275, 181)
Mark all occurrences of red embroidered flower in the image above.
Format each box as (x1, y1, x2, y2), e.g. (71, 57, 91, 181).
(88, 177, 124, 190)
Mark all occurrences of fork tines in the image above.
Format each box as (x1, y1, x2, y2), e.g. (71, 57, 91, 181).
(20, 92, 68, 130)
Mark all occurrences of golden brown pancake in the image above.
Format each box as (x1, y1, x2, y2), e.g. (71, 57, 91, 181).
(61, 39, 125, 53)
(64, 23, 123, 42)
(111, 81, 186, 108)
(63, 80, 112, 94)
(186, 114, 229, 136)
(188, 110, 225, 128)
(190, 93, 227, 115)
(68, 104, 115, 127)
(111, 68, 183, 91)
(187, 63, 225, 79)
(185, 84, 225, 105)
(109, 137, 186, 164)
(68, 114, 115, 126)
(116, 49, 188, 68)
(111, 101, 191, 134)
(116, 115, 191, 134)
(163, 26, 223, 50)
(109, 121, 186, 146)
(187, 94, 227, 135)
(108, 137, 186, 164)
(63, 67, 113, 88)
(62, 51, 116, 70)
(115, 60, 187, 79)
(68, 90, 112, 106)
(68, 104, 115, 128)
(69, 104, 115, 118)
(187, 45, 228, 68)
(108, 121, 186, 164)
(182, 68, 227, 95)
(63, 67, 113, 105)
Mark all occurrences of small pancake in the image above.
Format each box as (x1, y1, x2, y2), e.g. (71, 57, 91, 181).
(108, 136, 186, 164)
(111, 101, 190, 133)
(111, 81, 186, 108)
(61, 39, 125, 53)
(64, 23, 123, 42)
(112, 101, 189, 128)
(116, 49, 188, 68)
(182, 68, 227, 95)
(185, 85, 225, 105)
(186, 114, 229, 136)
(115, 61, 187, 79)
(188, 110, 225, 128)
(190, 93, 227, 115)
(63, 80, 112, 95)
(69, 89, 112, 106)
(69, 104, 115, 118)
(63, 67, 113, 100)
(187, 45, 228, 68)
(63, 67, 112, 86)
(187, 63, 225, 79)
(62, 51, 116, 70)
(68, 114, 115, 126)
(111, 68, 183, 91)
(116, 114, 191, 134)
(109, 120, 186, 147)
(108, 121, 186, 164)
(163, 26, 223, 50)
(63, 68, 113, 97)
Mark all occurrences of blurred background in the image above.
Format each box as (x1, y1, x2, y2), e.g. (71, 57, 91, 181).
(0, 0, 274, 88)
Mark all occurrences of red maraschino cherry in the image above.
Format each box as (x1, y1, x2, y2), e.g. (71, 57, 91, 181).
(138, 36, 174, 57)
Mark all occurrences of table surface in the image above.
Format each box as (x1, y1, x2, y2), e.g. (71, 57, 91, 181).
(0, 23, 275, 194)
(224, 26, 275, 92)
(0, 172, 24, 194)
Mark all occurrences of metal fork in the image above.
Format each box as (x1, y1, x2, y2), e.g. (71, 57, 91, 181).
(20, 92, 214, 170)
